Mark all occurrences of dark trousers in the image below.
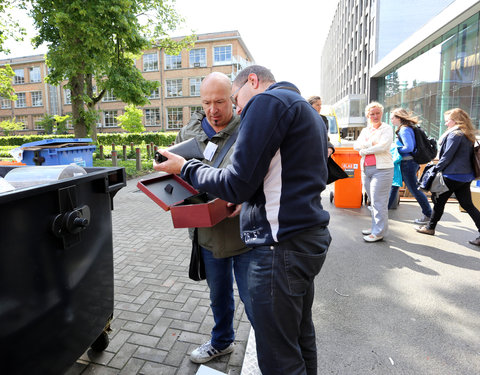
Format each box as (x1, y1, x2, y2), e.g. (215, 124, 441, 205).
(428, 177, 480, 232)
(248, 226, 331, 375)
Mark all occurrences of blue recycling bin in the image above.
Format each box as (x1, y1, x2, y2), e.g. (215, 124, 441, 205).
(21, 138, 97, 167)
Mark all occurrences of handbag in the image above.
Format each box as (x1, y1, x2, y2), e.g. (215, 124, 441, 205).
(429, 171, 449, 195)
(327, 157, 349, 184)
(472, 141, 480, 178)
(188, 228, 206, 281)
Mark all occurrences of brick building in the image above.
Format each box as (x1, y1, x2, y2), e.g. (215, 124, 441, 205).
(0, 30, 254, 135)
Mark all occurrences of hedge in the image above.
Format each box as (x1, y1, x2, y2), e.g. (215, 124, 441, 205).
(0, 131, 178, 147)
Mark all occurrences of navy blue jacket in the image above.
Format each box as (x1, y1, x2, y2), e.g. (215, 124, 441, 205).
(435, 129, 474, 175)
(181, 81, 330, 246)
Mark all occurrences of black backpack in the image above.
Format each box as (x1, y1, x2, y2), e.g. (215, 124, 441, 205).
(411, 125, 437, 164)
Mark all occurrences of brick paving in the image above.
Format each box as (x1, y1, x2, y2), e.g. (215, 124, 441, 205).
(66, 173, 251, 375)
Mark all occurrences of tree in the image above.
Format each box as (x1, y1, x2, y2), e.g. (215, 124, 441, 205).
(117, 104, 145, 133)
(0, 64, 17, 101)
(29, 0, 195, 139)
(0, 117, 24, 136)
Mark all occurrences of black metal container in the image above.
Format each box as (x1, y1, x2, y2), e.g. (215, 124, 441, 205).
(0, 166, 126, 374)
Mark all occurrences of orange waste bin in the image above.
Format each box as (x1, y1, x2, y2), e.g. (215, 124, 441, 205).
(330, 147, 363, 208)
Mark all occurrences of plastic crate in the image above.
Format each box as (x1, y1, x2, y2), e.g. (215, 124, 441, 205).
(21, 138, 96, 167)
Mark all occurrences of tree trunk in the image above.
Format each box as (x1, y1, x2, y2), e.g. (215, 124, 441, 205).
(70, 73, 87, 138)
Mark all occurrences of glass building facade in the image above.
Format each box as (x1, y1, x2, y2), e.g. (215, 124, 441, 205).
(377, 13, 480, 138)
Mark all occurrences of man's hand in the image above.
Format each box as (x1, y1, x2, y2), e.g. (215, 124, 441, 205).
(227, 202, 242, 218)
(152, 150, 187, 175)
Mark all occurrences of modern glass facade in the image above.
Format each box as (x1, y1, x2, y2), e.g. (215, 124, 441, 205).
(378, 13, 480, 138)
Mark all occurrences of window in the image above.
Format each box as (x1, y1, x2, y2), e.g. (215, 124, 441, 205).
(33, 115, 43, 130)
(189, 48, 206, 67)
(167, 107, 183, 129)
(214, 45, 232, 65)
(190, 106, 202, 116)
(190, 77, 202, 97)
(64, 88, 71, 104)
(145, 108, 161, 126)
(143, 53, 158, 71)
(165, 53, 182, 70)
(14, 69, 24, 84)
(104, 110, 118, 127)
(31, 91, 43, 107)
(30, 67, 41, 83)
(166, 79, 183, 97)
(16, 115, 27, 130)
(1, 97, 11, 109)
(149, 87, 160, 99)
(15, 92, 26, 108)
(103, 89, 116, 102)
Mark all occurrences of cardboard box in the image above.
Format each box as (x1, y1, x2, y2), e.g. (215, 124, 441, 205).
(460, 188, 480, 212)
(137, 174, 234, 228)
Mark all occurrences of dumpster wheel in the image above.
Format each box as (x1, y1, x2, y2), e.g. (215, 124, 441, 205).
(91, 330, 109, 352)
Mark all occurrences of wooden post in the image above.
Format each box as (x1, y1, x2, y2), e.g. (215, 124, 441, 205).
(136, 148, 141, 171)
(122, 145, 127, 161)
(112, 150, 117, 166)
(111, 143, 115, 152)
(99, 144, 104, 160)
(146, 144, 150, 159)
(130, 142, 134, 153)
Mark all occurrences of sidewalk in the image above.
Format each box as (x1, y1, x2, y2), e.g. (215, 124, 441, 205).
(67, 176, 480, 374)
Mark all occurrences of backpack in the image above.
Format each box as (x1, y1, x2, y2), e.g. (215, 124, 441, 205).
(412, 125, 437, 164)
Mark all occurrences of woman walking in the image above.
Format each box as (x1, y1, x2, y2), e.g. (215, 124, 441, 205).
(416, 108, 480, 246)
(354, 102, 394, 242)
(391, 108, 433, 223)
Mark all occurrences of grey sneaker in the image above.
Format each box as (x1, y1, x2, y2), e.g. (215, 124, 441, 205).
(414, 214, 430, 225)
(189, 340, 234, 364)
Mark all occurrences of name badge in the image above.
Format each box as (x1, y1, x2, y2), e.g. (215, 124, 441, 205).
(204, 141, 218, 161)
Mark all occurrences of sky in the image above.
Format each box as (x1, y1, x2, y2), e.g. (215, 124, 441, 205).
(0, 0, 339, 98)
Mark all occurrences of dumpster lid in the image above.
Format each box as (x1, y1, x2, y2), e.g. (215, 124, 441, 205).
(21, 138, 93, 150)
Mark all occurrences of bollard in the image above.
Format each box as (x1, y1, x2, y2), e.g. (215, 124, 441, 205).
(111, 143, 115, 152)
(130, 142, 134, 153)
(99, 145, 104, 160)
(150, 142, 154, 152)
(154, 145, 158, 155)
(122, 145, 127, 161)
(112, 150, 117, 166)
(136, 148, 141, 171)
(146, 144, 150, 159)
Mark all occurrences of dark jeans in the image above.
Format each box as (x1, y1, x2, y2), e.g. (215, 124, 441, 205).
(400, 159, 432, 217)
(427, 177, 480, 231)
(388, 185, 400, 209)
(248, 226, 331, 375)
(201, 247, 253, 350)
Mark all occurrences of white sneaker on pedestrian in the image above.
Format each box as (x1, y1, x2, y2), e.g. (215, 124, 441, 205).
(189, 340, 235, 364)
(414, 214, 430, 225)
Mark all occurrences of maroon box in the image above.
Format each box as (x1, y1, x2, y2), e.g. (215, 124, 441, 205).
(137, 174, 234, 228)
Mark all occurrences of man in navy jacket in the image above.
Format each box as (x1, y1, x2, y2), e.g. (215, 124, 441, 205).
(155, 65, 331, 375)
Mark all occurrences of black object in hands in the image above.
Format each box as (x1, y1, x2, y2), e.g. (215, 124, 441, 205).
(154, 138, 204, 163)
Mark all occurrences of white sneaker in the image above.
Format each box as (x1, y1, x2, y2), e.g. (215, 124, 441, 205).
(189, 340, 235, 364)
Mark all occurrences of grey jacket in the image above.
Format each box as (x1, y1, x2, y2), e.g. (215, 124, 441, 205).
(176, 111, 249, 258)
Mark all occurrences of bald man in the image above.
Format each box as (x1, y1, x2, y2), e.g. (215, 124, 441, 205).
(174, 72, 253, 364)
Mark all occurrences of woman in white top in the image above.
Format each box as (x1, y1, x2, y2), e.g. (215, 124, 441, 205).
(354, 102, 394, 242)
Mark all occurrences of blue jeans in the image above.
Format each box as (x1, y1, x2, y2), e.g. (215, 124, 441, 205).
(201, 247, 253, 351)
(248, 226, 331, 375)
(388, 185, 400, 209)
(400, 159, 432, 217)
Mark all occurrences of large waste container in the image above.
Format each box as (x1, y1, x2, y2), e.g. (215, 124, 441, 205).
(0, 165, 126, 374)
(330, 147, 363, 208)
(20, 138, 97, 167)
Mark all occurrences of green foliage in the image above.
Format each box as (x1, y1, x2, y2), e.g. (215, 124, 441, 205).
(0, 131, 177, 146)
(117, 105, 145, 133)
(0, 117, 25, 136)
(0, 65, 17, 101)
(54, 114, 70, 134)
(92, 158, 154, 179)
(29, 0, 195, 137)
(0, 1, 27, 54)
(37, 114, 56, 134)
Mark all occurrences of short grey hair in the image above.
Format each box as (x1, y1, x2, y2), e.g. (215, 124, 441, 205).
(233, 65, 276, 86)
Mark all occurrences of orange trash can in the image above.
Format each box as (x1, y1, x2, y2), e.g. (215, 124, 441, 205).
(330, 147, 363, 208)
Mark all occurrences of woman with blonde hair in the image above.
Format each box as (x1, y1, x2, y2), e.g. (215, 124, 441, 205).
(354, 102, 394, 242)
(391, 108, 432, 224)
(416, 108, 480, 246)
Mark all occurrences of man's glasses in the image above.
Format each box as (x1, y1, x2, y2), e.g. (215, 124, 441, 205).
(230, 80, 248, 106)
